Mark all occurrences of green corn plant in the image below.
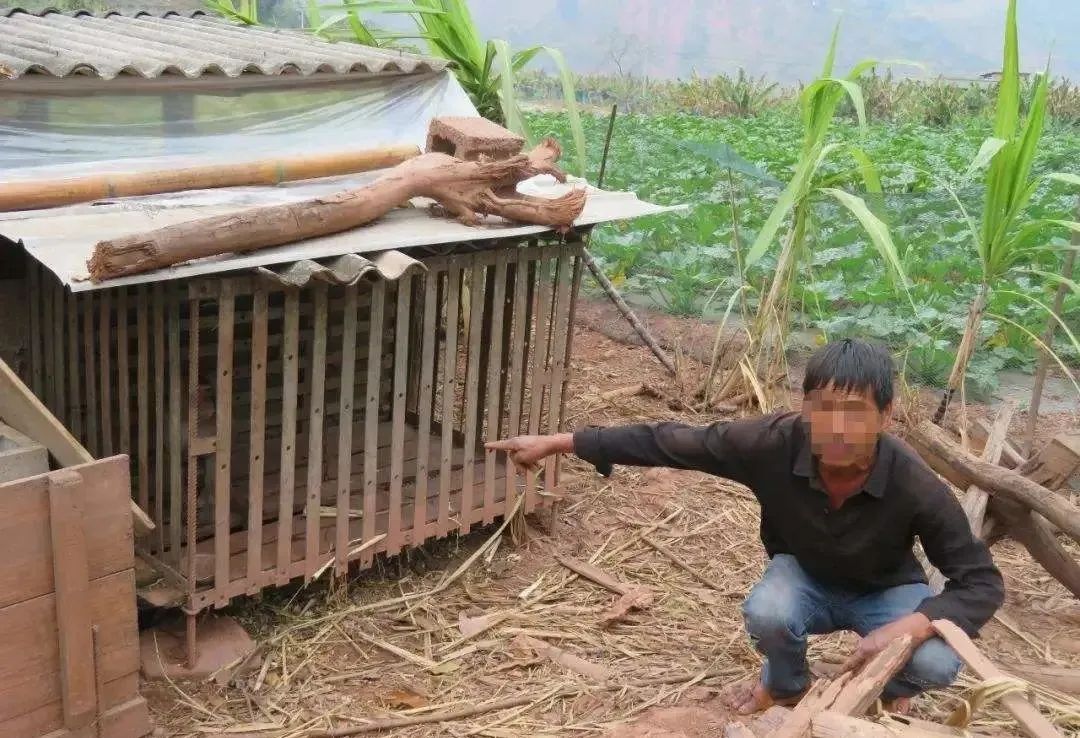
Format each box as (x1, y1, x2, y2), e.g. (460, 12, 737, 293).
(312, 0, 586, 176)
(205, 0, 259, 24)
(933, 0, 1080, 423)
(718, 24, 912, 408)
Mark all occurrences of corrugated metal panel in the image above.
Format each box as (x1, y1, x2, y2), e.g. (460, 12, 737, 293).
(0, 174, 684, 292)
(256, 251, 425, 288)
(0, 8, 446, 80)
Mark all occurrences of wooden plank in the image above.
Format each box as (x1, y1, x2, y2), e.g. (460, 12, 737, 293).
(185, 293, 201, 600)
(81, 292, 99, 459)
(460, 260, 485, 530)
(0, 457, 133, 609)
(0, 569, 139, 728)
(304, 283, 328, 580)
(136, 287, 151, 518)
(54, 282, 66, 426)
(482, 252, 508, 524)
(504, 248, 529, 518)
(388, 277, 412, 554)
(544, 250, 573, 500)
(168, 291, 183, 561)
(28, 260, 43, 398)
(412, 273, 438, 545)
(559, 248, 584, 433)
(2, 674, 141, 738)
(771, 674, 853, 738)
(214, 283, 236, 605)
(66, 288, 82, 441)
(276, 290, 300, 582)
(723, 723, 756, 738)
(43, 271, 56, 413)
(116, 288, 130, 455)
(47, 470, 97, 730)
(828, 635, 913, 716)
(362, 281, 387, 567)
(438, 265, 461, 537)
(812, 711, 966, 737)
(932, 620, 1064, 738)
(525, 251, 556, 508)
(99, 291, 113, 456)
(246, 286, 269, 588)
(153, 285, 166, 555)
(335, 286, 358, 577)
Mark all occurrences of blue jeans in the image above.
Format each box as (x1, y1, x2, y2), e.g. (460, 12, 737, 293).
(742, 554, 963, 701)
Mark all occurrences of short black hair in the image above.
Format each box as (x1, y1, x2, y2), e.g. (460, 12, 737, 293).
(802, 338, 895, 411)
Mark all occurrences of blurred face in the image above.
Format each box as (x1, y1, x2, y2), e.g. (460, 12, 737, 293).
(802, 383, 890, 468)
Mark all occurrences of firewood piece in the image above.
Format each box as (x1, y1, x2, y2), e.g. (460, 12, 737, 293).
(0, 146, 421, 212)
(988, 497, 1080, 599)
(598, 587, 653, 628)
(1020, 433, 1080, 492)
(829, 635, 914, 716)
(511, 634, 609, 682)
(770, 674, 852, 738)
(752, 706, 792, 735)
(1003, 664, 1080, 697)
(812, 711, 967, 737)
(556, 555, 631, 596)
(87, 139, 585, 282)
(929, 404, 1014, 592)
(906, 421, 1080, 544)
(932, 620, 1064, 738)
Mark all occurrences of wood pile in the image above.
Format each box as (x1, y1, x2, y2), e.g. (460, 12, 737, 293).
(903, 409, 1080, 600)
(727, 624, 1064, 738)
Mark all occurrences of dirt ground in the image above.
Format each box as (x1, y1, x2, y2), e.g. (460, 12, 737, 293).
(145, 304, 1080, 738)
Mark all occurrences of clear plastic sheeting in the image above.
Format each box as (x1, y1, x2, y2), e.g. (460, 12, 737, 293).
(0, 72, 475, 180)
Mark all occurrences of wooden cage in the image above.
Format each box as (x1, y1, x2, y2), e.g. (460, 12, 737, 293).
(21, 238, 583, 618)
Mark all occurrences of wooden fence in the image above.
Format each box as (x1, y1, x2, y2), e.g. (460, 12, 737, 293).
(25, 239, 583, 617)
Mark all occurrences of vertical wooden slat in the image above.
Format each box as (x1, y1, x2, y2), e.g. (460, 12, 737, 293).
(168, 289, 183, 561)
(117, 288, 131, 454)
(438, 265, 461, 536)
(28, 261, 43, 397)
(66, 288, 82, 441)
(557, 249, 585, 493)
(504, 248, 530, 518)
(413, 272, 438, 542)
(247, 286, 269, 588)
(482, 252, 508, 524)
(185, 292, 200, 610)
(276, 289, 300, 582)
(460, 259, 486, 531)
(137, 287, 151, 517)
(82, 292, 99, 459)
(525, 250, 555, 509)
(430, 273, 445, 420)
(214, 282, 235, 604)
(544, 251, 573, 499)
(48, 469, 97, 730)
(336, 285, 358, 577)
(154, 285, 166, 554)
(304, 283, 328, 580)
(43, 273, 55, 412)
(362, 281, 387, 567)
(388, 277, 412, 553)
(99, 291, 113, 456)
(54, 283, 66, 425)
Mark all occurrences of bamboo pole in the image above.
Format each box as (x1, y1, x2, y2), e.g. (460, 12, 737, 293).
(0, 145, 421, 212)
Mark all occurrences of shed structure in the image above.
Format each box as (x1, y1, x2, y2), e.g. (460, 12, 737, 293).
(0, 8, 674, 665)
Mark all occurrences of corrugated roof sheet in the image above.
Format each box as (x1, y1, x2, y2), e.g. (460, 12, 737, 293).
(0, 172, 684, 292)
(0, 8, 446, 80)
(257, 251, 425, 288)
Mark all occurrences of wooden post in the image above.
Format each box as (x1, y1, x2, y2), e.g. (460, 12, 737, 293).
(336, 285, 358, 577)
(48, 469, 97, 731)
(276, 290, 300, 582)
(503, 247, 530, 518)
(413, 272, 438, 544)
(482, 252, 508, 524)
(185, 292, 201, 669)
(460, 258, 486, 531)
(438, 266, 461, 537)
(214, 283, 236, 605)
(362, 282, 386, 566)
(304, 283, 328, 579)
(82, 292, 99, 459)
(388, 278, 412, 553)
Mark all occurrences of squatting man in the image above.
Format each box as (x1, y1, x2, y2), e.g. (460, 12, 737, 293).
(487, 339, 1004, 714)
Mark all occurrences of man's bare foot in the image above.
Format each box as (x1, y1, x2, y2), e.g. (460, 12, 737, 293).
(882, 697, 912, 715)
(721, 680, 806, 715)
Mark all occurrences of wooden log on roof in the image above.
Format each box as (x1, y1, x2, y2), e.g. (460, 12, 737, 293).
(0, 145, 421, 212)
(85, 138, 586, 282)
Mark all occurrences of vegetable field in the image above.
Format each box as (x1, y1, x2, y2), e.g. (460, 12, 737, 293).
(529, 109, 1080, 397)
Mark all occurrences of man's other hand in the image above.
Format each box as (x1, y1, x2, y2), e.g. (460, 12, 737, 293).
(839, 612, 934, 674)
(485, 433, 573, 472)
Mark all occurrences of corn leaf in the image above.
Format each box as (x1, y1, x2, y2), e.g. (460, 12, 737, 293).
(848, 146, 882, 194)
(964, 137, 1008, 178)
(536, 45, 587, 177)
(986, 311, 1080, 398)
(820, 187, 912, 298)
